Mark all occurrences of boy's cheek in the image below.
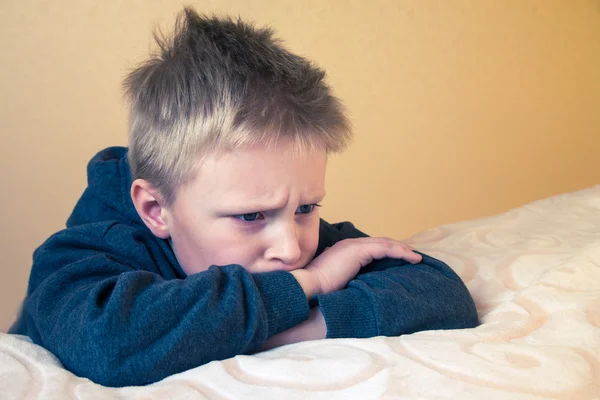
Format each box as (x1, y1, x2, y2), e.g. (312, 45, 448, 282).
(301, 236, 320, 268)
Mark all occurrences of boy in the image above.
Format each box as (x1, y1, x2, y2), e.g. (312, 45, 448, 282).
(10, 8, 478, 387)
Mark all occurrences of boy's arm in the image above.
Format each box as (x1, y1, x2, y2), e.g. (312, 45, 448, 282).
(12, 223, 311, 387)
(258, 231, 425, 350)
(258, 255, 478, 348)
(315, 220, 479, 338)
(258, 220, 478, 347)
(316, 254, 479, 338)
(258, 256, 479, 348)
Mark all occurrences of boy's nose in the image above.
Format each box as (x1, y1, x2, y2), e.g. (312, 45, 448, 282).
(265, 225, 302, 267)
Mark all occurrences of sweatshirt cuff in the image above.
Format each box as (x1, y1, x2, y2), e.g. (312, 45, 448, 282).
(253, 271, 310, 338)
(316, 286, 378, 339)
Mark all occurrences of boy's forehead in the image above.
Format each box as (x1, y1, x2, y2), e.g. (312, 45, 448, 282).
(189, 142, 327, 202)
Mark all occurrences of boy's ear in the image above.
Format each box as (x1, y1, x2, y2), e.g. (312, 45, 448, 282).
(130, 179, 171, 239)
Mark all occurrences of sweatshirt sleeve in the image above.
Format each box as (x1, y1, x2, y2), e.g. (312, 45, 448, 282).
(12, 223, 309, 387)
(315, 221, 479, 338)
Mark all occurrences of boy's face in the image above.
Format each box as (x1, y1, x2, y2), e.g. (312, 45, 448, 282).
(163, 139, 327, 275)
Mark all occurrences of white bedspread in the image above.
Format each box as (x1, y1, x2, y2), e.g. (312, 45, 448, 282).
(2, 185, 599, 399)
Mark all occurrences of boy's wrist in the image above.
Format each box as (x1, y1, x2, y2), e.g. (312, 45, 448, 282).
(290, 269, 321, 300)
(258, 307, 326, 352)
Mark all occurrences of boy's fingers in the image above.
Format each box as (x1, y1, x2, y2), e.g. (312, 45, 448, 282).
(360, 240, 422, 264)
(386, 244, 421, 263)
(402, 250, 422, 264)
(338, 237, 422, 265)
(380, 240, 422, 264)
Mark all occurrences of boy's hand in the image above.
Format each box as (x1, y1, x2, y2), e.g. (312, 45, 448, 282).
(292, 238, 422, 298)
(258, 307, 326, 352)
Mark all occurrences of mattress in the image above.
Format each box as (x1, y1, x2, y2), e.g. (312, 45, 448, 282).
(2, 185, 599, 399)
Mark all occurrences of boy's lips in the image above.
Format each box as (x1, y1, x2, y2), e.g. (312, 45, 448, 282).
(251, 261, 308, 273)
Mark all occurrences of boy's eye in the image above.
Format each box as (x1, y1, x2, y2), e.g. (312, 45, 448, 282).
(296, 204, 320, 214)
(233, 204, 320, 221)
(235, 213, 262, 222)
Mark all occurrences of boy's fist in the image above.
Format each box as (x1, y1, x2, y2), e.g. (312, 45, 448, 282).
(291, 238, 422, 299)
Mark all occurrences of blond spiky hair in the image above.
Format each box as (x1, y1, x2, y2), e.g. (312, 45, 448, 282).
(123, 7, 352, 205)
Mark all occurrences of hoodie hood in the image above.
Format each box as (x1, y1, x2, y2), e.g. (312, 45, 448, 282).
(66, 147, 143, 228)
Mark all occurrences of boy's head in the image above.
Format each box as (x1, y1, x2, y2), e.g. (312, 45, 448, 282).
(125, 8, 352, 275)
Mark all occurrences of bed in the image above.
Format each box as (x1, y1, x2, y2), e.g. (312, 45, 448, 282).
(1, 185, 599, 399)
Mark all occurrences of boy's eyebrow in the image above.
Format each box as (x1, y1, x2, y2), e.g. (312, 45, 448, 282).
(217, 192, 326, 213)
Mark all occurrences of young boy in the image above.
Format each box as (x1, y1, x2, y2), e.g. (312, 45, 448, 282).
(10, 8, 478, 387)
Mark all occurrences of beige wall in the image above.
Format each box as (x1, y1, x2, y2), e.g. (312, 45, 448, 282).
(1, 0, 599, 332)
